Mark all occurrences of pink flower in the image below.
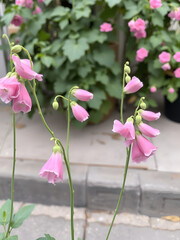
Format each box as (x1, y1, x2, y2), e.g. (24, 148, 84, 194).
(136, 134, 157, 157)
(168, 10, 176, 19)
(71, 102, 89, 122)
(12, 55, 43, 81)
(128, 20, 136, 32)
(136, 48, 148, 62)
(132, 140, 148, 163)
(24, 0, 33, 8)
(124, 76, 143, 94)
(159, 51, 171, 63)
(112, 120, 135, 141)
(15, 0, 25, 5)
(40, 150, 63, 185)
(134, 18, 146, 32)
(33, 6, 42, 14)
(161, 63, 171, 71)
(0, 76, 20, 104)
(38, 0, 44, 2)
(72, 89, 93, 101)
(149, 0, 162, 9)
(128, 18, 146, 40)
(169, 87, 175, 93)
(134, 30, 146, 39)
(11, 14, 23, 26)
(174, 68, 180, 78)
(150, 86, 157, 93)
(138, 123, 160, 138)
(12, 83, 32, 114)
(100, 23, 113, 32)
(173, 52, 180, 62)
(140, 110, 161, 121)
(174, 8, 180, 20)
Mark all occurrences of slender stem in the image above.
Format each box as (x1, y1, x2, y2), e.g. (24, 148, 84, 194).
(6, 113, 16, 237)
(106, 145, 131, 240)
(72, 0, 75, 9)
(66, 91, 71, 165)
(2, 34, 13, 70)
(55, 95, 69, 102)
(57, 141, 74, 240)
(120, 67, 126, 124)
(134, 97, 145, 117)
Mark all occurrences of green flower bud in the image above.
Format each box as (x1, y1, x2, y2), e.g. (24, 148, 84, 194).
(126, 61, 129, 65)
(52, 101, 59, 110)
(11, 45, 22, 54)
(136, 115, 142, 124)
(124, 65, 131, 74)
(53, 145, 61, 154)
(125, 75, 131, 83)
(140, 102, 146, 110)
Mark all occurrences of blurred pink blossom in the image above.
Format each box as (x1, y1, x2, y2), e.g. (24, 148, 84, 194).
(159, 51, 171, 63)
(174, 68, 180, 78)
(136, 48, 148, 62)
(124, 76, 143, 94)
(168, 87, 175, 93)
(173, 52, 180, 62)
(161, 63, 171, 71)
(100, 23, 113, 32)
(150, 86, 157, 93)
(11, 14, 23, 26)
(149, 0, 162, 9)
(33, 6, 42, 14)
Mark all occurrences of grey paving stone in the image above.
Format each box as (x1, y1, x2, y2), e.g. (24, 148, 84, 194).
(11, 216, 84, 240)
(86, 222, 180, 240)
(139, 170, 180, 216)
(87, 167, 140, 213)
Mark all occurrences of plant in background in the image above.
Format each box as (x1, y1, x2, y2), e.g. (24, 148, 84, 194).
(0, 0, 121, 127)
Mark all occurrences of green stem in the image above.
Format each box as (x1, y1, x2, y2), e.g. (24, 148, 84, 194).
(134, 97, 145, 117)
(120, 67, 126, 124)
(2, 34, 13, 70)
(106, 145, 131, 240)
(55, 95, 69, 102)
(72, 0, 75, 9)
(57, 140, 74, 240)
(6, 113, 16, 237)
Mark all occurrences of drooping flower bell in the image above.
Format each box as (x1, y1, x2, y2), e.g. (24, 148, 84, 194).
(40, 145, 63, 185)
(136, 133, 157, 157)
(124, 76, 143, 94)
(72, 89, 93, 101)
(70, 102, 89, 122)
(12, 83, 32, 114)
(0, 76, 20, 103)
(132, 140, 148, 163)
(138, 122, 160, 138)
(139, 110, 161, 121)
(12, 55, 43, 81)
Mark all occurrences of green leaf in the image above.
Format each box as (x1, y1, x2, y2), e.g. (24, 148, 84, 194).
(153, 59, 162, 69)
(19, 8, 32, 19)
(41, 56, 54, 68)
(33, 61, 41, 73)
(106, 78, 122, 98)
(123, 2, 141, 19)
(78, 64, 91, 78)
(149, 35, 162, 48)
(0, 199, 11, 225)
(88, 87, 106, 110)
(50, 40, 62, 54)
(111, 62, 121, 75)
(74, 6, 91, 20)
(81, 29, 107, 44)
(54, 81, 67, 94)
(2, 12, 15, 25)
(11, 204, 35, 229)
(156, 2, 170, 16)
(152, 12, 163, 27)
(63, 38, 89, 62)
(89, 110, 103, 124)
(59, 18, 69, 30)
(50, 6, 70, 18)
(6, 236, 18, 240)
(95, 71, 109, 85)
(93, 45, 115, 68)
(101, 100, 113, 114)
(38, 30, 50, 41)
(167, 91, 178, 102)
(0, 233, 4, 240)
(148, 98, 158, 108)
(28, 16, 46, 35)
(44, 234, 55, 240)
(104, 0, 121, 8)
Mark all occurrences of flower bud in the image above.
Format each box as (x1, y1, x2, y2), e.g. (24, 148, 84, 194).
(140, 102, 146, 110)
(136, 115, 142, 124)
(11, 45, 22, 53)
(125, 75, 131, 83)
(124, 65, 131, 74)
(53, 145, 61, 154)
(52, 101, 59, 110)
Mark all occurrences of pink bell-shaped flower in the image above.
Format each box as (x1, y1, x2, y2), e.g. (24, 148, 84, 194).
(140, 110, 161, 121)
(124, 76, 143, 94)
(112, 119, 135, 141)
(12, 83, 32, 114)
(71, 102, 89, 122)
(0, 76, 20, 103)
(72, 89, 93, 101)
(40, 145, 63, 185)
(136, 134, 157, 157)
(132, 140, 148, 163)
(12, 55, 43, 81)
(138, 122, 160, 138)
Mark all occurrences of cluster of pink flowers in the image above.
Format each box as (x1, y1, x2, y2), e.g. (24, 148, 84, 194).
(100, 23, 113, 32)
(149, 0, 162, 9)
(70, 89, 93, 122)
(168, 8, 180, 21)
(158, 51, 180, 78)
(0, 54, 43, 113)
(136, 48, 148, 62)
(113, 70, 160, 163)
(128, 18, 146, 39)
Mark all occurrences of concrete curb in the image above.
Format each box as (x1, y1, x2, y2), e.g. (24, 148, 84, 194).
(1, 158, 180, 217)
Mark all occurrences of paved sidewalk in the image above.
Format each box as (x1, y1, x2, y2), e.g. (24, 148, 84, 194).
(1, 201, 180, 240)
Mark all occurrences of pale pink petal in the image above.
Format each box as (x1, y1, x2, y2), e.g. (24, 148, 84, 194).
(136, 134, 157, 157)
(124, 76, 143, 94)
(138, 123, 160, 137)
(112, 120, 123, 133)
(141, 110, 161, 121)
(71, 103, 89, 122)
(73, 89, 93, 101)
(132, 140, 148, 163)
